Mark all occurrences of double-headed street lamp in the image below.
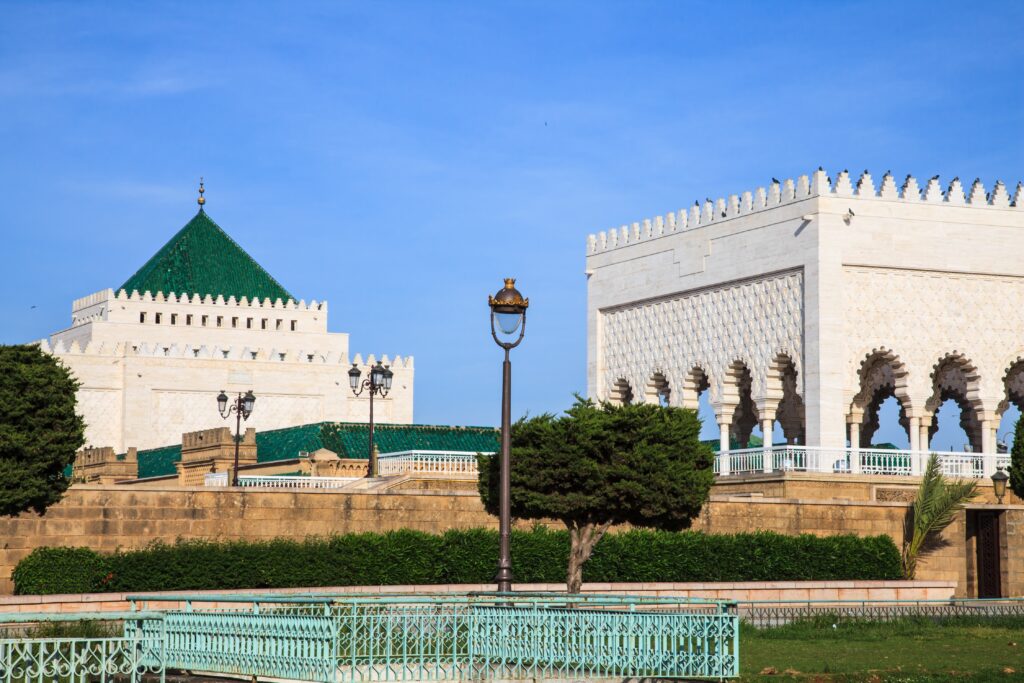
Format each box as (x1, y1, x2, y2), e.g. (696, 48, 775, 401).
(349, 360, 394, 477)
(488, 278, 529, 593)
(217, 389, 256, 486)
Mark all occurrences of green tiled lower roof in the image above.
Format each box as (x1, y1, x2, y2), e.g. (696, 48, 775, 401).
(134, 422, 499, 479)
(136, 444, 183, 479)
(119, 210, 294, 302)
(255, 423, 327, 462)
(321, 423, 499, 458)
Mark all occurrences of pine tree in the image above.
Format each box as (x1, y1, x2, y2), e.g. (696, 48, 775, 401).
(478, 397, 714, 592)
(1009, 416, 1024, 500)
(0, 345, 85, 516)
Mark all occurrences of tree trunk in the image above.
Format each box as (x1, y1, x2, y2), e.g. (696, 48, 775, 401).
(566, 521, 612, 593)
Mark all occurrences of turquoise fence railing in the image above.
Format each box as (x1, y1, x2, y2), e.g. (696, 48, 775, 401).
(0, 611, 166, 683)
(132, 592, 740, 680)
(3, 593, 740, 681)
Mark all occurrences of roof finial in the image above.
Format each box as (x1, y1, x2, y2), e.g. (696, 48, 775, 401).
(197, 177, 206, 210)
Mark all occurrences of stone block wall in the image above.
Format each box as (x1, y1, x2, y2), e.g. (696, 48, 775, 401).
(0, 484, 1020, 597)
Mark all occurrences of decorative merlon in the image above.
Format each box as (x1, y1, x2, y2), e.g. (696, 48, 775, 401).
(39, 339, 416, 367)
(587, 168, 1024, 255)
(349, 353, 414, 369)
(72, 288, 328, 313)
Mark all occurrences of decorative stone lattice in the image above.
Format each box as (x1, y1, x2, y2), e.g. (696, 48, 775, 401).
(843, 266, 1024, 417)
(601, 270, 803, 407)
(153, 391, 329, 452)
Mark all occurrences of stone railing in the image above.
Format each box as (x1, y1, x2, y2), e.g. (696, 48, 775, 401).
(203, 473, 359, 489)
(714, 445, 1009, 478)
(377, 450, 491, 477)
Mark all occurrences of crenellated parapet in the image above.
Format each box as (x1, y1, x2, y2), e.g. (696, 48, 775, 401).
(587, 168, 1024, 255)
(40, 339, 415, 369)
(348, 353, 415, 370)
(110, 287, 326, 310)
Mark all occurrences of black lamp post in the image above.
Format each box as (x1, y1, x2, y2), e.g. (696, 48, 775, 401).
(349, 360, 394, 477)
(991, 466, 1009, 505)
(488, 278, 529, 592)
(217, 389, 256, 486)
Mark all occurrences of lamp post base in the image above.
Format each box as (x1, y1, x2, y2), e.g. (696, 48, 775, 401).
(494, 566, 514, 593)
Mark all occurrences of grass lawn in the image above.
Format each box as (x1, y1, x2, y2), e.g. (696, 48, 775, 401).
(738, 616, 1024, 682)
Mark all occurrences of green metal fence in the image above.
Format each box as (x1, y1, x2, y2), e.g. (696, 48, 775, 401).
(0, 611, 166, 683)
(1, 593, 739, 681)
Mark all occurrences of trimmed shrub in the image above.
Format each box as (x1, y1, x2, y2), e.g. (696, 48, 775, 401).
(13, 528, 901, 595)
(13, 547, 111, 595)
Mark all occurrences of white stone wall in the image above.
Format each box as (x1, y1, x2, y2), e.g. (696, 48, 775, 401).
(587, 168, 1024, 451)
(45, 289, 414, 452)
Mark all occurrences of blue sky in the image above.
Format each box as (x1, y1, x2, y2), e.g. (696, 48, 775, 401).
(1, 1, 1022, 447)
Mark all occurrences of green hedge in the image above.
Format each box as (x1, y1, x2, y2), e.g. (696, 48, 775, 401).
(12, 527, 901, 595)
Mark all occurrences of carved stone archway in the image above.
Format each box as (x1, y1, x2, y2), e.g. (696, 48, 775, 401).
(850, 349, 912, 447)
(769, 354, 805, 445)
(644, 372, 671, 406)
(725, 360, 758, 448)
(925, 353, 983, 452)
(609, 377, 634, 406)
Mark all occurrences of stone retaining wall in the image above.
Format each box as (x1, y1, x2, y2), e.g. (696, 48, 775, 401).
(0, 483, 1020, 597)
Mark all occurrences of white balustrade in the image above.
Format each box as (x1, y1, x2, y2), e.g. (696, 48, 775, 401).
(715, 446, 1001, 479)
(376, 450, 492, 476)
(239, 475, 358, 489)
(204, 471, 228, 487)
(203, 473, 358, 489)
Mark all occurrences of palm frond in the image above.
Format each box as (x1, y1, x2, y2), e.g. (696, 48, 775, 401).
(902, 454, 978, 578)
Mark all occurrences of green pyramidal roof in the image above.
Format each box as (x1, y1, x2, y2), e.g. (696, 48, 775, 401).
(118, 210, 294, 302)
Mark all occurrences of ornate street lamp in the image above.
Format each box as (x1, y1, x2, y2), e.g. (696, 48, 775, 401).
(217, 389, 256, 486)
(349, 360, 393, 477)
(991, 466, 1009, 505)
(488, 277, 528, 592)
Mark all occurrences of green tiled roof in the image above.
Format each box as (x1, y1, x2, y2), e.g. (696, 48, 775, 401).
(255, 423, 327, 462)
(321, 423, 499, 458)
(118, 210, 294, 302)
(134, 422, 499, 479)
(136, 444, 183, 479)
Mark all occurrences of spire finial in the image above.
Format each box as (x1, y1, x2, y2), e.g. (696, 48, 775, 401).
(197, 177, 206, 209)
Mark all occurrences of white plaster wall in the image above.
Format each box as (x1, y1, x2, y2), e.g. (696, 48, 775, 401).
(45, 289, 414, 452)
(586, 169, 1024, 449)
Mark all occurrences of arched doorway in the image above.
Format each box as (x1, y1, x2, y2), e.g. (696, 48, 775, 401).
(609, 377, 634, 406)
(849, 349, 913, 450)
(644, 372, 671, 407)
(725, 360, 758, 449)
(924, 354, 982, 452)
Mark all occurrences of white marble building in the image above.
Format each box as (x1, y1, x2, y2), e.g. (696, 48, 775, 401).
(586, 169, 1024, 476)
(45, 199, 413, 452)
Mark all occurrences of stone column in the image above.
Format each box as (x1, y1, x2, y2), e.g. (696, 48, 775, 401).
(718, 419, 731, 476)
(761, 417, 775, 473)
(981, 417, 997, 476)
(919, 417, 931, 453)
(909, 416, 922, 475)
(849, 419, 861, 474)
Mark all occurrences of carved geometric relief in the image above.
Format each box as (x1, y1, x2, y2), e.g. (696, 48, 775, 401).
(600, 270, 803, 404)
(146, 391, 326, 451)
(843, 267, 1024, 412)
(78, 389, 122, 450)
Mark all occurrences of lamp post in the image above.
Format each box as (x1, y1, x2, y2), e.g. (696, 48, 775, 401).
(217, 390, 256, 486)
(349, 360, 394, 477)
(991, 466, 1009, 505)
(488, 278, 529, 593)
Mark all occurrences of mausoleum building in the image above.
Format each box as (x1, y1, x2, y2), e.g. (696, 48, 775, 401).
(586, 168, 1024, 477)
(45, 192, 413, 452)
